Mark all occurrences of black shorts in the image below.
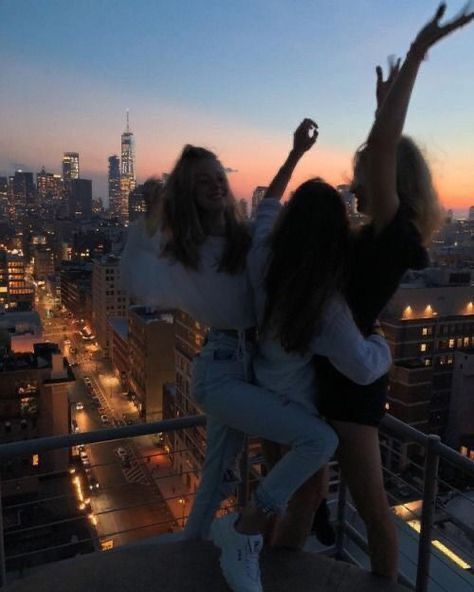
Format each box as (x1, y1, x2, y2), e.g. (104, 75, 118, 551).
(314, 357, 388, 427)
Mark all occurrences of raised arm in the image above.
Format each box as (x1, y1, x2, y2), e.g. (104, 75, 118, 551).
(310, 295, 392, 385)
(264, 118, 318, 202)
(366, 2, 474, 232)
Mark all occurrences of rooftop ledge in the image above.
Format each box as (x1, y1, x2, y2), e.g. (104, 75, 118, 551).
(5, 537, 410, 592)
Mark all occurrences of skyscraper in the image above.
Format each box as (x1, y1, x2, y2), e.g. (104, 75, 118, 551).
(108, 155, 121, 218)
(69, 179, 92, 220)
(11, 171, 36, 220)
(119, 111, 136, 225)
(62, 152, 80, 182)
(37, 168, 64, 202)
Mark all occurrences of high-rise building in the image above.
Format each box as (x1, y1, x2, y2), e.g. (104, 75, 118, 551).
(380, 269, 474, 466)
(119, 111, 136, 225)
(91, 255, 128, 355)
(446, 350, 474, 455)
(127, 306, 175, 421)
(10, 171, 36, 220)
(469, 206, 474, 221)
(59, 262, 93, 323)
(251, 186, 267, 219)
(69, 179, 92, 219)
(36, 168, 64, 202)
(62, 152, 80, 182)
(33, 246, 55, 281)
(0, 177, 8, 217)
(108, 155, 121, 218)
(0, 248, 35, 311)
(163, 311, 208, 494)
(0, 343, 74, 487)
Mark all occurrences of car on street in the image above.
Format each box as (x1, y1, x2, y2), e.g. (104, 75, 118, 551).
(76, 401, 84, 411)
(100, 414, 109, 424)
(83, 376, 91, 385)
(86, 471, 100, 492)
(80, 451, 90, 467)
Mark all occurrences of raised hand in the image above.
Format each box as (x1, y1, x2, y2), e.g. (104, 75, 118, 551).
(376, 56, 401, 110)
(293, 118, 318, 156)
(411, 2, 474, 58)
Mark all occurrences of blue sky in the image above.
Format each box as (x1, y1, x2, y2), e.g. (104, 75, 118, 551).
(1, 0, 473, 210)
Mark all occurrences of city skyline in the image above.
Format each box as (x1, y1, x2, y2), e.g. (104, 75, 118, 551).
(1, 1, 474, 213)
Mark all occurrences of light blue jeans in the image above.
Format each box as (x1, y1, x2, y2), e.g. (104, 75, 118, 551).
(183, 330, 338, 539)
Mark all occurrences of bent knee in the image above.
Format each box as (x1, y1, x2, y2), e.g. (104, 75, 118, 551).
(299, 422, 338, 460)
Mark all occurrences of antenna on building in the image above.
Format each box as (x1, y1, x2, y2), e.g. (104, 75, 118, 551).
(126, 109, 130, 133)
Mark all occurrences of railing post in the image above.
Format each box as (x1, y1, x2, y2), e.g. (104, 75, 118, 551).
(335, 476, 347, 559)
(237, 436, 249, 508)
(0, 480, 6, 588)
(416, 434, 440, 592)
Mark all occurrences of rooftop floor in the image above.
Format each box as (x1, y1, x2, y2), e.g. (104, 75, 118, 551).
(5, 538, 410, 592)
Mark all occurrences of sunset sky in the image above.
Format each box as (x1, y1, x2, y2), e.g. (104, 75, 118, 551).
(1, 1, 473, 213)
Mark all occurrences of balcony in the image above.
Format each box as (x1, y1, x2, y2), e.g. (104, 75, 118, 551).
(0, 415, 473, 592)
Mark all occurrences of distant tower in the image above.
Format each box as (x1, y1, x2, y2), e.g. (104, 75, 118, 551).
(251, 186, 268, 219)
(108, 155, 121, 218)
(119, 110, 136, 225)
(62, 152, 80, 181)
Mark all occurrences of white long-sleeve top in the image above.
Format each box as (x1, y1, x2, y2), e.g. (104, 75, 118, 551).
(248, 199, 392, 411)
(120, 216, 256, 330)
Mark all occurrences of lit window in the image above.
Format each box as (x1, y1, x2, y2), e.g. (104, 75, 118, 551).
(424, 358, 431, 367)
(32, 454, 39, 466)
(420, 343, 427, 352)
(460, 446, 468, 457)
(422, 328, 428, 336)
(463, 337, 469, 347)
(448, 339, 455, 349)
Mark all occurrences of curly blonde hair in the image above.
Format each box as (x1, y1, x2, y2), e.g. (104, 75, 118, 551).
(355, 135, 443, 245)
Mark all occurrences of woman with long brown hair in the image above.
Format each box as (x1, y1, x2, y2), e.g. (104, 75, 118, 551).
(266, 3, 473, 581)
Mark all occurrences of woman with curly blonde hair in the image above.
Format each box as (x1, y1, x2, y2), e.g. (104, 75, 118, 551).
(267, 4, 472, 582)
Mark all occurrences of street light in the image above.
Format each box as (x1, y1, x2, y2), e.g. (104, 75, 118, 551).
(178, 497, 187, 528)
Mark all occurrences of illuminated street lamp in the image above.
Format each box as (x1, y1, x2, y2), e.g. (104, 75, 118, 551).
(178, 497, 187, 527)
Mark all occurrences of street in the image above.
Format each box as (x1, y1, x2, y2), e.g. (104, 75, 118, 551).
(37, 289, 179, 549)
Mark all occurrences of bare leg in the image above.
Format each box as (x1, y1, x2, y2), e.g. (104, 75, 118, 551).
(332, 420, 399, 581)
(262, 439, 329, 550)
(271, 465, 328, 549)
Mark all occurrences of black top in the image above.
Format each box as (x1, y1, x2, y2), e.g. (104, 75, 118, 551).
(315, 207, 429, 425)
(346, 207, 429, 336)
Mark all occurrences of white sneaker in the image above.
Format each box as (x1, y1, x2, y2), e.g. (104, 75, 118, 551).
(211, 513, 263, 592)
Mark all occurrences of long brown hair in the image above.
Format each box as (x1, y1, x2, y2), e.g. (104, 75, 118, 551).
(159, 145, 250, 273)
(264, 179, 349, 354)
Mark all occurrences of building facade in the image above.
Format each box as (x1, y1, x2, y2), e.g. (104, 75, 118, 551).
(128, 306, 175, 422)
(91, 255, 128, 356)
(108, 155, 121, 219)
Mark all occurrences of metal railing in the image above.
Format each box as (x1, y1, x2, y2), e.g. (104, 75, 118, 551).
(0, 413, 473, 591)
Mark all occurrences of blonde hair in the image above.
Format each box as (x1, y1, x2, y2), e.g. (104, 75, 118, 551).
(159, 145, 250, 273)
(355, 136, 443, 245)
